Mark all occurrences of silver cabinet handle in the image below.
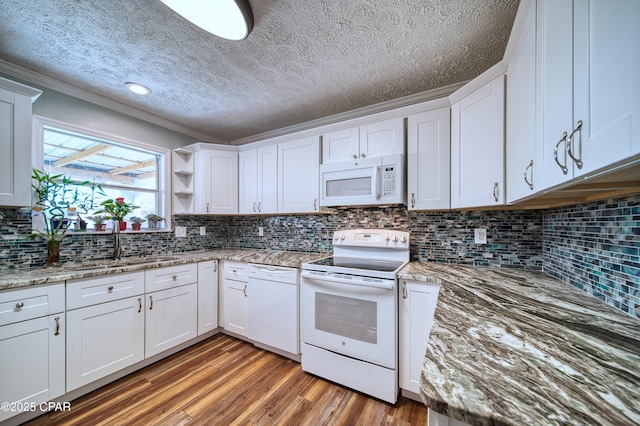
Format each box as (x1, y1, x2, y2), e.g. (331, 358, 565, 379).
(107, 285, 114, 293)
(313, 198, 317, 211)
(567, 120, 583, 169)
(206, 202, 210, 213)
(360, 152, 366, 158)
(243, 284, 247, 298)
(253, 202, 257, 213)
(54, 316, 60, 336)
(524, 160, 534, 190)
(402, 281, 407, 299)
(213, 261, 217, 273)
(258, 202, 261, 212)
(352, 154, 358, 159)
(410, 193, 415, 208)
(149, 295, 153, 310)
(138, 297, 142, 313)
(172, 274, 177, 281)
(492, 182, 500, 202)
(15, 302, 24, 309)
(554, 131, 569, 175)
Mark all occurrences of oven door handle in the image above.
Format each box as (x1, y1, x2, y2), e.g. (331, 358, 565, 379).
(301, 271, 394, 290)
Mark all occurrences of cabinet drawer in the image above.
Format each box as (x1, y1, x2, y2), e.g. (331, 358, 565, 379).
(222, 261, 248, 282)
(67, 272, 144, 310)
(145, 263, 198, 293)
(0, 283, 65, 326)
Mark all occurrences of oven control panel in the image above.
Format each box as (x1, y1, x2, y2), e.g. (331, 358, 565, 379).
(332, 229, 409, 249)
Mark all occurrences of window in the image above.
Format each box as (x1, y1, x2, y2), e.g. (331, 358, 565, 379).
(32, 116, 170, 230)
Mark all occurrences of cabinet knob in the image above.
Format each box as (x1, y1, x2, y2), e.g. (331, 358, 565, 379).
(360, 153, 366, 158)
(352, 154, 358, 159)
(172, 274, 177, 281)
(15, 302, 24, 309)
(107, 286, 114, 293)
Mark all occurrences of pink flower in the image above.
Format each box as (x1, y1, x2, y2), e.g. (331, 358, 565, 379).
(115, 197, 125, 204)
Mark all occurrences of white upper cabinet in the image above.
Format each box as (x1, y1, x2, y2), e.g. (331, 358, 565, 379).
(171, 148, 195, 214)
(451, 73, 506, 209)
(239, 145, 277, 214)
(278, 136, 321, 213)
(407, 106, 450, 210)
(194, 147, 238, 214)
(321, 117, 404, 163)
(536, 0, 640, 190)
(505, 0, 537, 203)
(0, 78, 41, 208)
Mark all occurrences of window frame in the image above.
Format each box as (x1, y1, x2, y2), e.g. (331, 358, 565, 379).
(32, 115, 172, 231)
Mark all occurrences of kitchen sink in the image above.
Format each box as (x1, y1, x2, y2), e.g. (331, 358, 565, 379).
(64, 255, 179, 271)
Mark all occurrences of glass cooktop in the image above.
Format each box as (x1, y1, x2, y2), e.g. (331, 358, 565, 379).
(306, 256, 405, 273)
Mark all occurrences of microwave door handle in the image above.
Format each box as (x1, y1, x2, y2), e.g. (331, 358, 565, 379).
(374, 165, 381, 200)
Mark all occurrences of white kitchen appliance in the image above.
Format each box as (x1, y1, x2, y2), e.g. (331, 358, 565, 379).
(248, 264, 299, 359)
(300, 228, 410, 403)
(319, 154, 406, 207)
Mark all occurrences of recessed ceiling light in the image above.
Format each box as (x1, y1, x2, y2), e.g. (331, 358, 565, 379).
(159, 0, 254, 41)
(125, 82, 151, 95)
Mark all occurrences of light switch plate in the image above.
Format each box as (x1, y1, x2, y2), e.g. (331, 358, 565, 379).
(258, 226, 264, 237)
(474, 228, 487, 244)
(175, 226, 187, 238)
(200, 226, 206, 236)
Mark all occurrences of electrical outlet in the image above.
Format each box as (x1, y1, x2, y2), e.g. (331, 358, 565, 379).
(258, 226, 264, 237)
(200, 226, 206, 236)
(474, 228, 487, 244)
(175, 226, 187, 238)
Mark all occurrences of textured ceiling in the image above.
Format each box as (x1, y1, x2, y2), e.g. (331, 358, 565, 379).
(0, 0, 518, 143)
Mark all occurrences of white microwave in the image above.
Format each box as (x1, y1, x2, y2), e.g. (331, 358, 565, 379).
(319, 154, 406, 207)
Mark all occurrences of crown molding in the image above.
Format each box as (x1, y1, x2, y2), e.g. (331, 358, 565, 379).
(0, 59, 228, 145)
(229, 80, 466, 146)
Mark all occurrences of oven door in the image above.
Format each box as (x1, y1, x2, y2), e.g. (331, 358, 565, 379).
(300, 270, 397, 369)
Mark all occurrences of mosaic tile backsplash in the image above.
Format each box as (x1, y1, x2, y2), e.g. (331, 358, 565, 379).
(1, 195, 638, 318)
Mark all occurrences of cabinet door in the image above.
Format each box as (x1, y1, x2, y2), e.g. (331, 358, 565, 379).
(451, 75, 506, 208)
(321, 127, 360, 163)
(278, 137, 321, 213)
(257, 145, 278, 214)
(145, 283, 198, 357)
(572, 0, 640, 177)
(0, 85, 33, 207)
(399, 281, 440, 395)
(198, 260, 218, 335)
(0, 314, 65, 422)
(536, 0, 575, 189)
(195, 149, 238, 214)
(223, 278, 248, 337)
(506, 0, 537, 203)
(359, 117, 405, 159)
(239, 149, 258, 214)
(407, 107, 450, 210)
(66, 296, 144, 391)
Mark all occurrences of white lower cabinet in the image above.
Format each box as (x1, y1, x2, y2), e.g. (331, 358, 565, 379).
(399, 280, 440, 398)
(145, 283, 198, 357)
(0, 284, 65, 422)
(221, 261, 249, 337)
(66, 296, 145, 391)
(198, 260, 218, 335)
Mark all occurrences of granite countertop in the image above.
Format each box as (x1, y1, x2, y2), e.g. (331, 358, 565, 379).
(399, 263, 640, 426)
(0, 249, 326, 291)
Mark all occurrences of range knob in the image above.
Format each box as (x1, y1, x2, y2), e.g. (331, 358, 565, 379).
(385, 234, 390, 242)
(401, 235, 408, 243)
(393, 235, 399, 243)
(340, 234, 346, 241)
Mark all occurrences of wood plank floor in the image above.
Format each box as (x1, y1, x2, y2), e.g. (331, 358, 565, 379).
(25, 334, 428, 425)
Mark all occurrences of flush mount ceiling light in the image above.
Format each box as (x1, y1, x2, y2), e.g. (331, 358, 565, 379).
(125, 82, 152, 95)
(159, 0, 254, 41)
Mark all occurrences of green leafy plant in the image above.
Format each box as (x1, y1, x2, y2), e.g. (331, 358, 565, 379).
(94, 197, 138, 222)
(129, 216, 146, 224)
(30, 168, 103, 265)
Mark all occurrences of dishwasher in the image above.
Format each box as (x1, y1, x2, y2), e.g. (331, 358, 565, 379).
(247, 263, 299, 358)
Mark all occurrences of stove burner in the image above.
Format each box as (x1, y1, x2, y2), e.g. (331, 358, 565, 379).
(307, 256, 405, 273)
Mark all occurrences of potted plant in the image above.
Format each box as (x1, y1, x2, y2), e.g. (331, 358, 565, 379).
(90, 215, 108, 231)
(30, 168, 102, 265)
(95, 197, 137, 231)
(129, 216, 146, 231)
(146, 214, 165, 229)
